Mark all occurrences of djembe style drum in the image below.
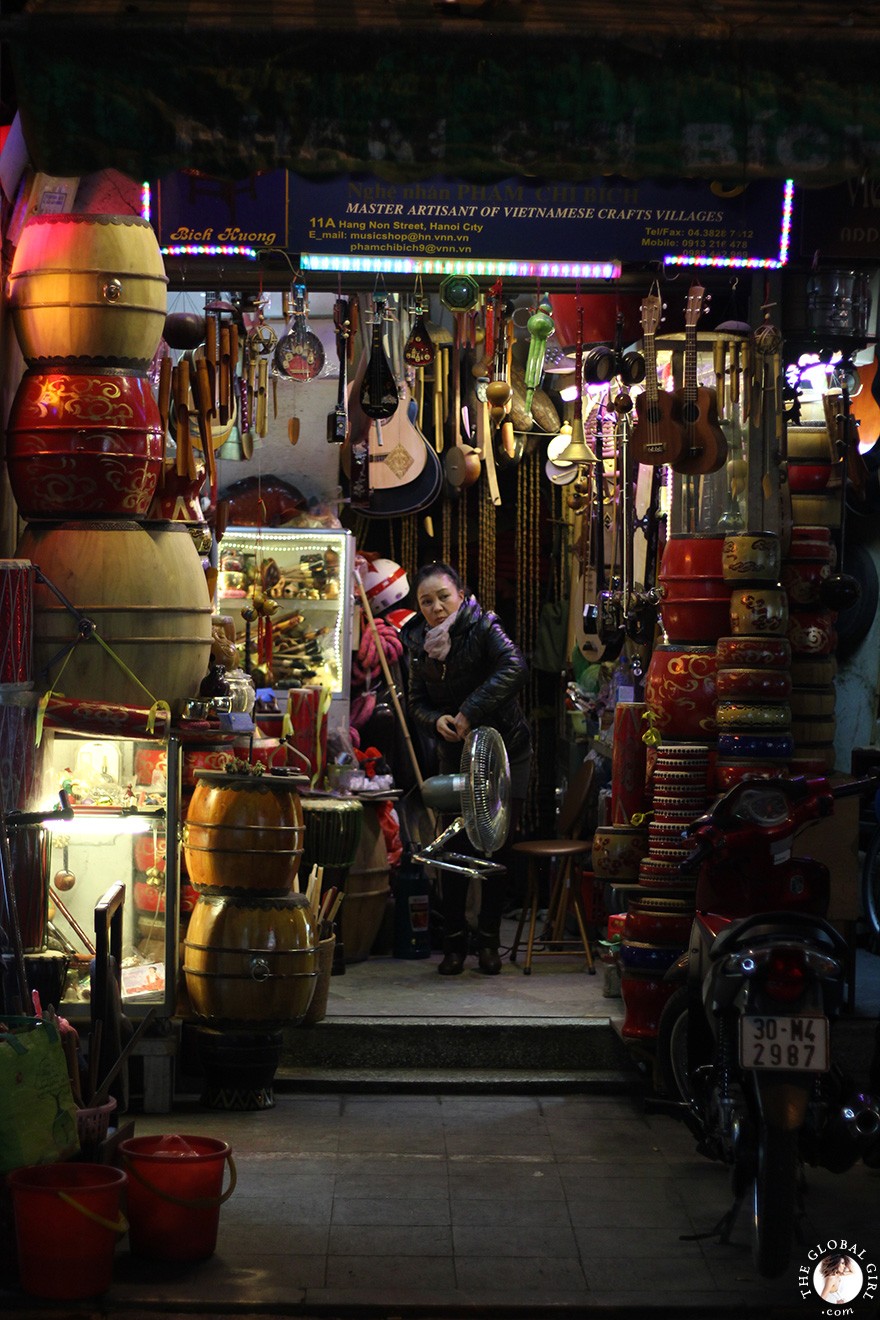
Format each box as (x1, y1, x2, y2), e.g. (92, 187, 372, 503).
(299, 795, 364, 887)
(299, 795, 364, 970)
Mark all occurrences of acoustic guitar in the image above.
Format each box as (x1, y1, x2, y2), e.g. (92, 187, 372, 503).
(630, 289, 685, 467)
(671, 283, 727, 476)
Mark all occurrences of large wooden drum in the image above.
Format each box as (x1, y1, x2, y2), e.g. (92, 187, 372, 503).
(7, 370, 163, 521)
(183, 771, 307, 896)
(183, 892, 317, 1027)
(16, 521, 212, 714)
(343, 802, 392, 963)
(8, 213, 168, 369)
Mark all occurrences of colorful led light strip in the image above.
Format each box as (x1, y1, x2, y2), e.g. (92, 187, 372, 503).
(141, 181, 151, 223)
(299, 254, 621, 280)
(663, 179, 795, 270)
(160, 244, 259, 259)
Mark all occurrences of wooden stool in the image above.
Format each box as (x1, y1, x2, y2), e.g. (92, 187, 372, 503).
(509, 840, 595, 975)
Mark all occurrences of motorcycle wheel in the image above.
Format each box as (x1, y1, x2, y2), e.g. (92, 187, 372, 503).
(656, 986, 692, 1101)
(752, 1127, 798, 1278)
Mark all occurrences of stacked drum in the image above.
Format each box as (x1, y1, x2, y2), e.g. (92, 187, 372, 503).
(6, 213, 213, 719)
(6, 214, 167, 520)
(782, 526, 839, 773)
(716, 533, 794, 786)
(182, 769, 316, 1109)
(590, 702, 650, 886)
(614, 534, 729, 1043)
(616, 743, 710, 1042)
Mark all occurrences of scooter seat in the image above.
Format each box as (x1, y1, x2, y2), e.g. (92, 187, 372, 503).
(709, 909, 848, 961)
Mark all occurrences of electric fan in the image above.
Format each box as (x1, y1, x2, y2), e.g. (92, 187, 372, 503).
(414, 727, 510, 878)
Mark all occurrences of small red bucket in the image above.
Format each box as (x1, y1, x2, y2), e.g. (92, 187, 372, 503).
(118, 1133, 235, 1260)
(8, 1162, 127, 1299)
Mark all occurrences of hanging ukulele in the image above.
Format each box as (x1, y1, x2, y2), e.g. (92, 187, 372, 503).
(671, 282, 727, 475)
(630, 285, 685, 467)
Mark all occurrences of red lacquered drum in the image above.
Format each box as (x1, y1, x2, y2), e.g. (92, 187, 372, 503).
(781, 558, 831, 606)
(660, 534, 725, 578)
(788, 609, 837, 656)
(183, 771, 307, 896)
(645, 644, 717, 740)
(620, 969, 679, 1040)
(715, 668, 792, 701)
(183, 892, 317, 1027)
(713, 761, 779, 790)
(787, 458, 832, 493)
(8, 213, 168, 369)
(716, 635, 791, 670)
(6, 370, 162, 520)
(624, 895, 694, 946)
(659, 594, 731, 643)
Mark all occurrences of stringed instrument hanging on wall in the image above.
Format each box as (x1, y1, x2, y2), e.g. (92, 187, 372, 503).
(670, 282, 728, 477)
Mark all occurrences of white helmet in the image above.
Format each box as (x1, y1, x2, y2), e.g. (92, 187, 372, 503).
(361, 556, 410, 614)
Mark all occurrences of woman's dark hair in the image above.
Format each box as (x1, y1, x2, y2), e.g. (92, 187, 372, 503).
(821, 1253, 851, 1278)
(413, 562, 464, 592)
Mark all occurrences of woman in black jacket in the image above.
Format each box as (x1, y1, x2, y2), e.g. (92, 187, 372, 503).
(402, 562, 531, 975)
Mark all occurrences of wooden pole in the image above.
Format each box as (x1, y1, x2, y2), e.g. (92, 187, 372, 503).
(354, 572, 436, 835)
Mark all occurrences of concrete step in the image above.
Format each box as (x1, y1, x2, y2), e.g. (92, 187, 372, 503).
(275, 1015, 643, 1093)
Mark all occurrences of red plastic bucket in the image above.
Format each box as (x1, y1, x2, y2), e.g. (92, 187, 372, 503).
(119, 1133, 235, 1260)
(8, 1162, 127, 1299)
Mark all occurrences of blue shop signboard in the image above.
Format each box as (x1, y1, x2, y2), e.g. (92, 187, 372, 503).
(152, 171, 789, 266)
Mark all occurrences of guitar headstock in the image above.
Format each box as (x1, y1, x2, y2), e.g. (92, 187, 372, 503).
(640, 292, 663, 338)
(684, 283, 708, 329)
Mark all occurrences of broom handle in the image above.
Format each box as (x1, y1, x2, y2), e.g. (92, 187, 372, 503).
(355, 574, 436, 833)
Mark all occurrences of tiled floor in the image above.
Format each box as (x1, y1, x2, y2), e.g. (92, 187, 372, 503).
(50, 1091, 880, 1316)
(4, 946, 879, 1317)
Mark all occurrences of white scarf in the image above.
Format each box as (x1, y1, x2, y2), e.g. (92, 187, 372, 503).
(423, 607, 460, 661)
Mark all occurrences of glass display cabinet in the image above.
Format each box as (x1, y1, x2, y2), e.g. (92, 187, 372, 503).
(215, 525, 354, 730)
(37, 731, 183, 1021)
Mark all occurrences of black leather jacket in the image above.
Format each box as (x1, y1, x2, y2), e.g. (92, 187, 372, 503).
(402, 596, 531, 771)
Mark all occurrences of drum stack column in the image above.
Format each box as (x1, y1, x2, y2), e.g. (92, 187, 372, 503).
(182, 769, 317, 1110)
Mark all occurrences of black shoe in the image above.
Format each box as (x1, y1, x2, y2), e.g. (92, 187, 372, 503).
(438, 950, 465, 975)
(477, 946, 502, 975)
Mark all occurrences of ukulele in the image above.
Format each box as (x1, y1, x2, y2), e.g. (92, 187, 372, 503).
(671, 283, 728, 476)
(630, 288, 685, 467)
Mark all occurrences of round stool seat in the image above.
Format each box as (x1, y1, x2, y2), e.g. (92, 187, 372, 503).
(512, 838, 592, 859)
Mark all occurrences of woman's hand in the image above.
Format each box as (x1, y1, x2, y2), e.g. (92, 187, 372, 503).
(436, 714, 461, 742)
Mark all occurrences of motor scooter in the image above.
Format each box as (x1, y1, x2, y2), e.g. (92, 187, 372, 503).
(655, 774, 880, 1279)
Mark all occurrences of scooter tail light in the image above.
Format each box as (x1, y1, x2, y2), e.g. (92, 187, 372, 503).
(763, 946, 808, 1002)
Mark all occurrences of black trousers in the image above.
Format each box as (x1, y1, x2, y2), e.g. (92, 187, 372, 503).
(441, 871, 506, 949)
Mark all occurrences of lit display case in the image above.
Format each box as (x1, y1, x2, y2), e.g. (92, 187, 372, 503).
(37, 731, 182, 1020)
(215, 525, 354, 726)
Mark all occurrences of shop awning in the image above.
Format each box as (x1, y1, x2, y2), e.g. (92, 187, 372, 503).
(3, 1, 880, 186)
